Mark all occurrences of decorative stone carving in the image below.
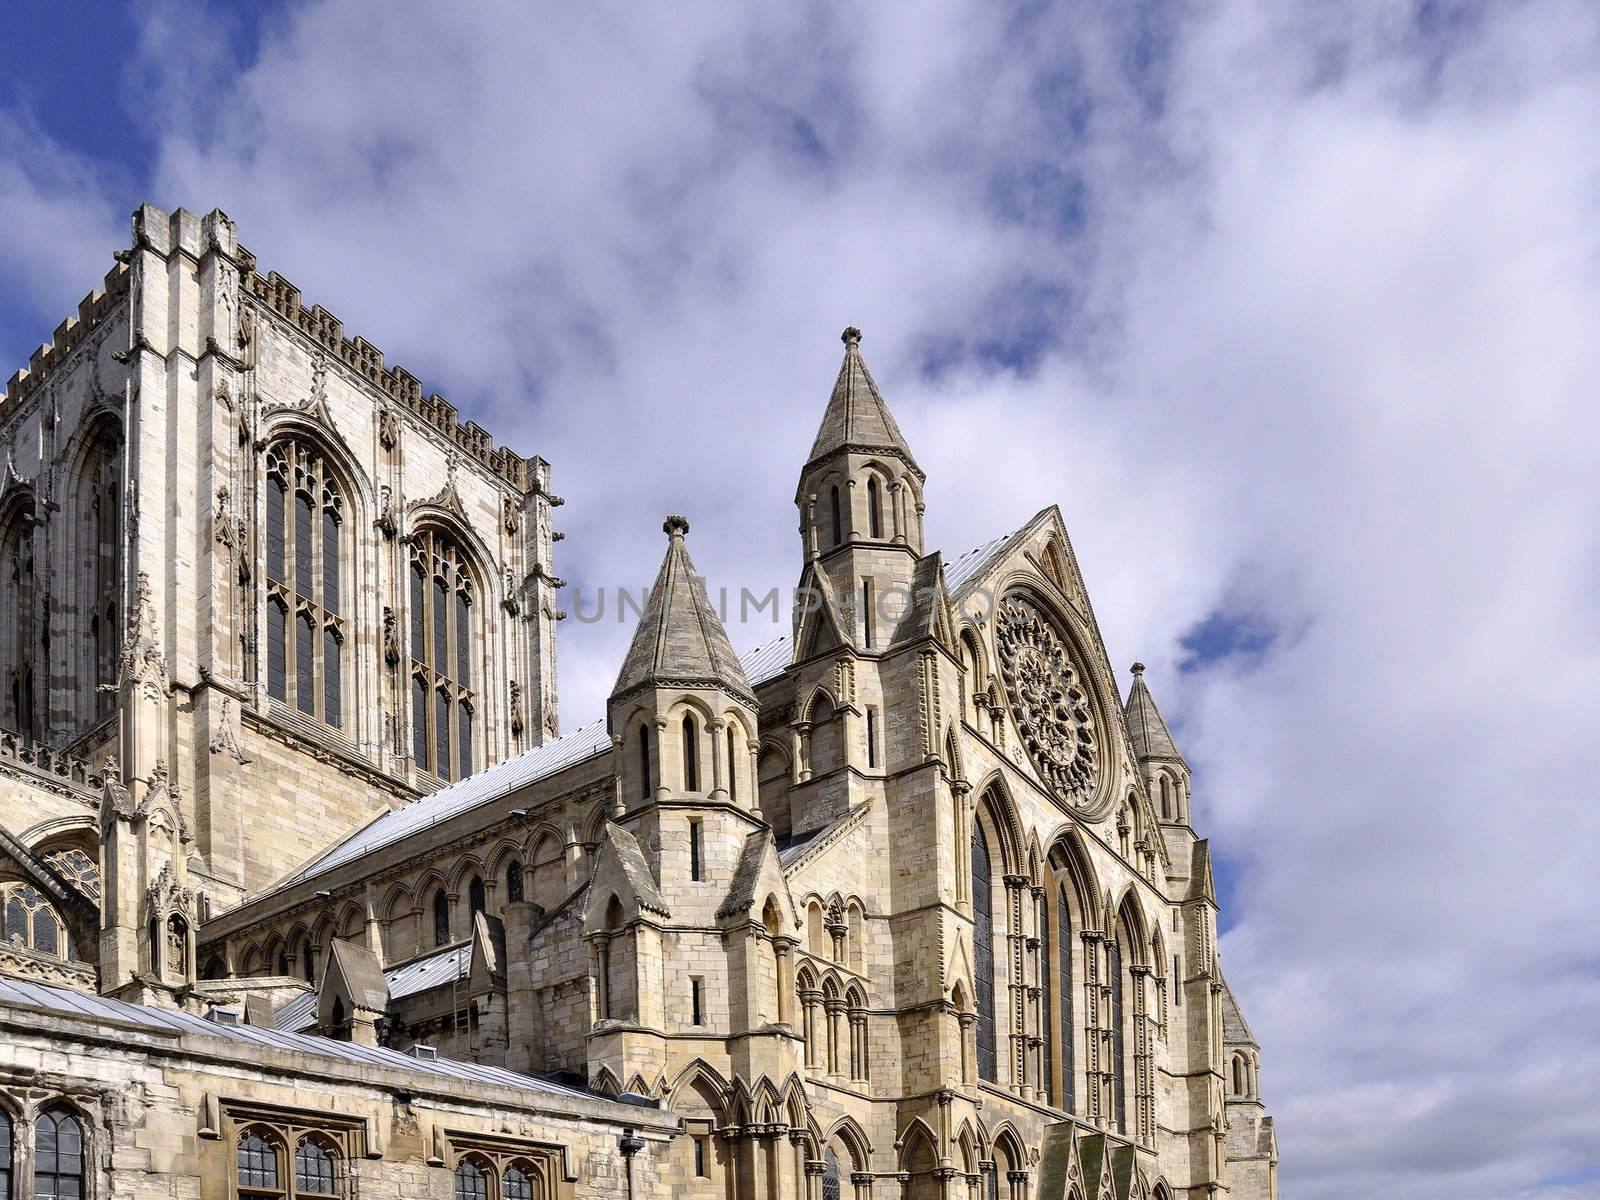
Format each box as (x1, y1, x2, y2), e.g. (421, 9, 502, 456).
(208, 698, 252, 764)
(114, 572, 172, 703)
(382, 607, 401, 668)
(378, 404, 399, 451)
(375, 485, 397, 540)
(503, 494, 521, 534)
(995, 594, 1099, 807)
(509, 680, 525, 738)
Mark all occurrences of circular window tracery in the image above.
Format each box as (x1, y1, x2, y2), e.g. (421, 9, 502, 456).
(995, 593, 1101, 808)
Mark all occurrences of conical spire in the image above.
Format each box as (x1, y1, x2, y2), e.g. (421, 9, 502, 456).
(805, 327, 922, 477)
(613, 516, 755, 704)
(1124, 662, 1183, 762)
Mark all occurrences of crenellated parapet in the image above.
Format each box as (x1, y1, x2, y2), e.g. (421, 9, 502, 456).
(236, 251, 534, 492)
(2, 261, 131, 408)
(0, 730, 105, 803)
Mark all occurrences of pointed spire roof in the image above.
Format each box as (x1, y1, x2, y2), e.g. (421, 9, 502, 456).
(805, 327, 922, 478)
(1124, 662, 1184, 762)
(613, 516, 755, 704)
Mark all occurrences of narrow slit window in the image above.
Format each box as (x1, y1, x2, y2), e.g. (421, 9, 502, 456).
(689, 819, 702, 881)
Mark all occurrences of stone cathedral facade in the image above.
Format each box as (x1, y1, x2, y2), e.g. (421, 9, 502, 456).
(0, 206, 1278, 1200)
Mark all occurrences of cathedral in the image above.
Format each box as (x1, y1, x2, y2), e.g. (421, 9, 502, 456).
(0, 204, 1278, 1200)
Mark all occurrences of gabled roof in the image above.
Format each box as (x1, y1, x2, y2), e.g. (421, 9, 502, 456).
(275, 941, 471, 1033)
(1189, 839, 1218, 904)
(889, 552, 951, 649)
(804, 327, 922, 478)
(263, 718, 611, 897)
(612, 516, 754, 704)
(739, 634, 792, 688)
(1125, 663, 1183, 762)
(943, 522, 1031, 597)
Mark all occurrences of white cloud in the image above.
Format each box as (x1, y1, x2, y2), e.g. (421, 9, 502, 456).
(10, 0, 1600, 1193)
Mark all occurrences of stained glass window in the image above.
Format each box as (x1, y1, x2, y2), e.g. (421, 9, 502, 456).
(972, 827, 996, 1081)
(35, 1108, 84, 1200)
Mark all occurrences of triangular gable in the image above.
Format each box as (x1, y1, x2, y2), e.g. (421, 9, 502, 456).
(316, 937, 389, 1027)
(468, 910, 508, 993)
(716, 827, 797, 930)
(582, 822, 670, 928)
(1188, 840, 1217, 905)
(1035, 1121, 1082, 1200)
(1108, 1143, 1137, 1200)
(793, 560, 851, 658)
(889, 552, 955, 653)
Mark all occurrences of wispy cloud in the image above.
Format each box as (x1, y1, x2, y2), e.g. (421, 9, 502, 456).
(4, 2, 1599, 1195)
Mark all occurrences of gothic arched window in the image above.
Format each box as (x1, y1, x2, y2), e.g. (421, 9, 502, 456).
(1037, 890, 1052, 1105)
(725, 724, 738, 801)
(454, 1156, 489, 1200)
(433, 889, 450, 947)
(468, 876, 486, 917)
(0, 496, 37, 739)
(1, 883, 69, 959)
(505, 860, 524, 904)
(34, 1107, 84, 1200)
(264, 440, 346, 728)
(408, 529, 476, 781)
(1110, 930, 1127, 1133)
(971, 826, 997, 1082)
(1058, 884, 1075, 1112)
(637, 724, 651, 800)
(77, 425, 122, 725)
(829, 485, 842, 547)
(822, 1148, 841, 1200)
(0, 1106, 10, 1200)
(504, 1163, 535, 1200)
(42, 847, 100, 901)
(238, 1129, 283, 1195)
(295, 1138, 338, 1198)
(682, 714, 700, 791)
(867, 476, 883, 538)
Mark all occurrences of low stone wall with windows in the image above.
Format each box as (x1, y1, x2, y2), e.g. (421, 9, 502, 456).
(0, 992, 678, 1199)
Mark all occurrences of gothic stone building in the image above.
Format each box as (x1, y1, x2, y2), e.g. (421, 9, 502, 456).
(0, 205, 1279, 1200)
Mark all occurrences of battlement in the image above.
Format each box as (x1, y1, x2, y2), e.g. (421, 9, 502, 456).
(0, 729, 105, 803)
(3, 204, 541, 494)
(237, 245, 533, 492)
(2, 261, 131, 411)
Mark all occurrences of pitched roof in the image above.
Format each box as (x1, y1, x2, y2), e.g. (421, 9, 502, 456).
(805, 327, 921, 477)
(612, 516, 754, 703)
(262, 719, 612, 897)
(942, 522, 1031, 596)
(739, 634, 792, 688)
(275, 941, 471, 1032)
(1124, 662, 1183, 762)
(0, 975, 616, 1107)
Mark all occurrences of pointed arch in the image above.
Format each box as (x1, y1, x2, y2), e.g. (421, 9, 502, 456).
(973, 775, 1024, 874)
(825, 1114, 872, 1172)
(590, 1065, 622, 1098)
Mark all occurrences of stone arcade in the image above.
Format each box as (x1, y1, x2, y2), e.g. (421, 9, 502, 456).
(0, 205, 1278, 1200)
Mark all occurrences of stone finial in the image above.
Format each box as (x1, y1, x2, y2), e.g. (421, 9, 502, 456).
(663, 515, 690, 539)
(841, 326, 862, 348)
(1131, 661, 1146, 676)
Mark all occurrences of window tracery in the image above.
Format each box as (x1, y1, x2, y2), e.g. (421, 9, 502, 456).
(0, 498, 37, 739)
(41, 848, 100, 902)
(264, 441, 346, 728)
(972, 826, 997, 1082)
(1, 884, 70, 959)
(408, 529, 477, 781)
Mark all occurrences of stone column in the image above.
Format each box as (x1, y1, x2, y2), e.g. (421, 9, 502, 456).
(710, 717, 727, 798)
(774, 936, 797, 1026)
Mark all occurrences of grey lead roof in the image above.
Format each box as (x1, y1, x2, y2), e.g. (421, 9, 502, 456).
(942, 525, 1028, 596)
(739, 635, 792, 687)
(0, 975, 600, 1102)
(266, 719, 612, 896)
(275, 942, 470, 1032)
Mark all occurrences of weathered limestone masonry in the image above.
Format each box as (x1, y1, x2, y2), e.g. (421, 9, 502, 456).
(1, 208, 1280, 1200)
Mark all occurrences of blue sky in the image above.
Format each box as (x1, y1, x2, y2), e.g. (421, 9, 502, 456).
(4, 3, 1600, 1197)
